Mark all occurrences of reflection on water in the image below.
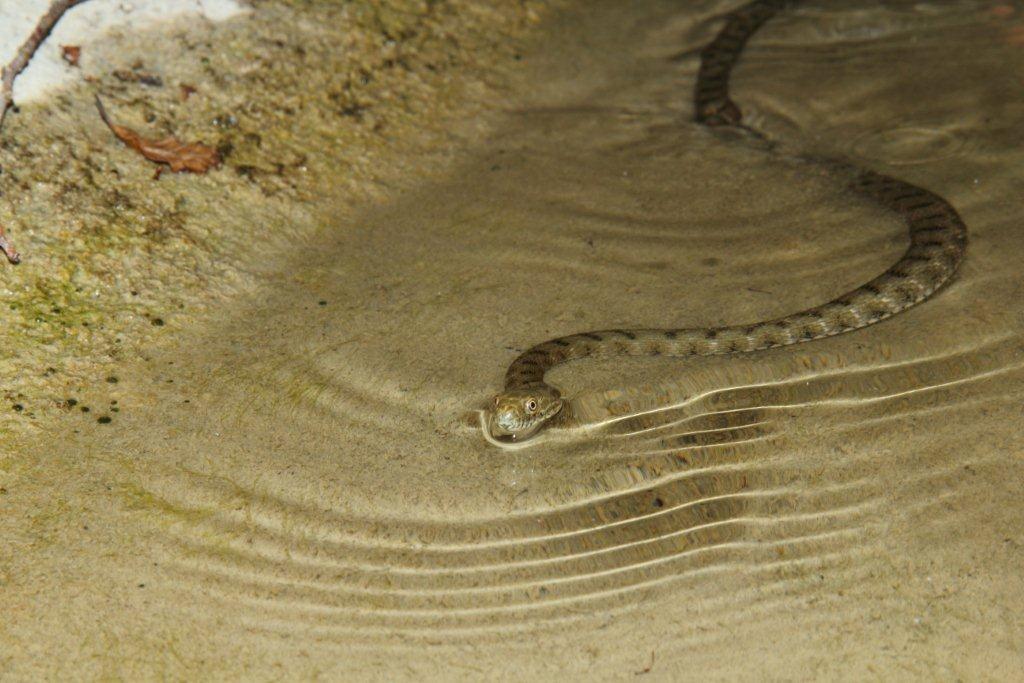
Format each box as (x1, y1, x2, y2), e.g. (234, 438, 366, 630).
(19, 0, 1024, 674)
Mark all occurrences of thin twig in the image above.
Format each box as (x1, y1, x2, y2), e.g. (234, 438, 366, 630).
(0, 224, 20, 264)
(93, 93, 112, 128)
(0, 0, 88, 131)
(0, 0, 89, 263)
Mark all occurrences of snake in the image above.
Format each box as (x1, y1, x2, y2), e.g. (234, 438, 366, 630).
(487, 0, 967, 441)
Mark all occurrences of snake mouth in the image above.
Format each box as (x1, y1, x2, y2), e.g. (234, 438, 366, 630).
(485, 414, 543, 443)
(481, 412, 547, 448)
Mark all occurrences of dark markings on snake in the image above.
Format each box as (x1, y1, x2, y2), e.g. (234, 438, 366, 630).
(489, 0, 968, 442)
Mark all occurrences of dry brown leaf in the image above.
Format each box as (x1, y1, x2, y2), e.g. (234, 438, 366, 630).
(95, 95, 220, 174)
(61, 44, 81, 67)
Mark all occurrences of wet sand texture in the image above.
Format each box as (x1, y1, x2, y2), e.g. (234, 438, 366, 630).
(2, 0, 1023, 679)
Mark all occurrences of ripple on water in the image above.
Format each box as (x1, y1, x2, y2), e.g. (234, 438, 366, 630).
(848, 124, 974, 166)
(758, 2, 990, 48)
(84, 0, 1024, 654)
(120, 330, 1024, 643)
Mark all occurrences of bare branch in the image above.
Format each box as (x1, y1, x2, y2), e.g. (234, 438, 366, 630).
(1, 0, 89, 132)
(1, 0, 89, 263)
(0, 223, 21, 264)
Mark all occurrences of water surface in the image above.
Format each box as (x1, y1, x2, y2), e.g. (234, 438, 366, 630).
(5, 1, 1023, 678)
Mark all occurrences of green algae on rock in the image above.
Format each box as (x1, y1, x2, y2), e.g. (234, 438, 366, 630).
(0, 0, 558, 440)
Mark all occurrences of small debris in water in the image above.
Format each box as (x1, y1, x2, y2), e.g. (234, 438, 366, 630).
(112, 68, 163, 87)
(60, 45, 81, 67)
(635, 651, 656, 676)
(212, 113, 238, 128)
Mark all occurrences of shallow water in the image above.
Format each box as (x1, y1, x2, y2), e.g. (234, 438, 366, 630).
(6, 0, 1024, 678)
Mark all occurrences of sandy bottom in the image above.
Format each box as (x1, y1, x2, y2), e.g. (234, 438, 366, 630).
(3, 0, 1024, 679)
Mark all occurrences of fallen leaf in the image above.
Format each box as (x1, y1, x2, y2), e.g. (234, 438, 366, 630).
(61, 44, 81, 67)
(179, 83, 197, 101)
(95, 95, 220, 174)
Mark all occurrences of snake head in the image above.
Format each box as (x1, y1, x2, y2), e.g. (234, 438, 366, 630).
(488, 387, 564, 441)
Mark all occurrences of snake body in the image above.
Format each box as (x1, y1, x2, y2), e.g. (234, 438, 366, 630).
(488, 0, 967, 441)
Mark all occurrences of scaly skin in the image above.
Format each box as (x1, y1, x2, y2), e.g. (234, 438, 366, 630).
(487, 0, 968, 442)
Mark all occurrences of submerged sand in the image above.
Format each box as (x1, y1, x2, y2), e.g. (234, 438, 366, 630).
(3, 0, 1023, 679)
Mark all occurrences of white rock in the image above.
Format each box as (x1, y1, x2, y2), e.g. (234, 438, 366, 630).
(0, 0, 247, 104)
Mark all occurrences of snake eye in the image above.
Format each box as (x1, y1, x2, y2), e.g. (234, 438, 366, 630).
(525, 399, 538, 413)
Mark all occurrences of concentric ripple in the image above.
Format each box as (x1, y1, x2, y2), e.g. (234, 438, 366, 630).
(117, 332, 1024, 642)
